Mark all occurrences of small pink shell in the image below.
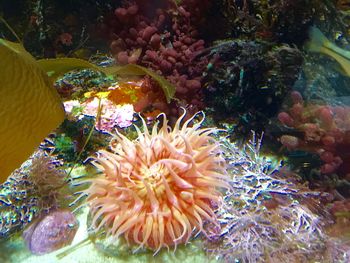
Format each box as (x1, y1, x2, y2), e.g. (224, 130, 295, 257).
(23, 210, 78, 255)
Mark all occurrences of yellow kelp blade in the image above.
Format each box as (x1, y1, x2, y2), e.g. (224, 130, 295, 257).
(0, 39, 65, 183)
(37, 58, 176, 103)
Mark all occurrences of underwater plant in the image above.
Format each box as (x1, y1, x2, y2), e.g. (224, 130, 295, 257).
(203, 41, 303, 138)
(105, 0, 209, 117)
(306, 26, 350, 77)
(28, 152, 67, 211)
(0, 37, 65, 182)
(0, 27, 175, 183)
(77, 109, 229, 253)
(55, 69, 115, 99)
(204, 132, 347, 262)
(0, 150, 67, 238)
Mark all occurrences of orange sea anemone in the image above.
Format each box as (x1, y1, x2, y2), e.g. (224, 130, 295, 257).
(80, 110, 228, 253)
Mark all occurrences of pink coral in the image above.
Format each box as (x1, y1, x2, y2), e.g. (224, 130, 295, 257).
(103, 0, 210, 116)
(82, 98, 135, 131)
(278, 91, 350, 176)
(63, 98, 135, 131)
(58, 32, 73, 46)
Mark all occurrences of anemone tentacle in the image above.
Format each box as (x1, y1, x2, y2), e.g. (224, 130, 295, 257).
(82, 110, 229, 251)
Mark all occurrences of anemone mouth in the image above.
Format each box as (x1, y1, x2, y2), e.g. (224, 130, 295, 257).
(82, 110, 229, 252)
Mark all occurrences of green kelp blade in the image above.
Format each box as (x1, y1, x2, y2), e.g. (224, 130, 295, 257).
(103, 64, 176, 103)
(37, 59, 176, 103)
(0, 16, 21, 44)
(37, 57, 101, 80)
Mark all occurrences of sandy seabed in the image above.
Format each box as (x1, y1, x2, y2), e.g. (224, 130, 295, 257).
(6, 207, 212, 263)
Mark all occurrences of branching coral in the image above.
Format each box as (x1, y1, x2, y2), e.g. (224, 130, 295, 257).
(0, 150, 67, 237)
(204, 132, 347, 262)
(78, 109, 229, 253)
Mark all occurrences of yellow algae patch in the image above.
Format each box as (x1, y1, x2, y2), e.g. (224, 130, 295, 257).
(84, 91, 111, 99)
(0, 39, 65, 183)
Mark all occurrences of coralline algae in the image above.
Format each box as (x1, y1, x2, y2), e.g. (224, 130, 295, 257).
(23, 209, 78, 255)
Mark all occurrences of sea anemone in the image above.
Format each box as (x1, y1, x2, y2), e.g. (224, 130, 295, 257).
(79, 110, 228, 253)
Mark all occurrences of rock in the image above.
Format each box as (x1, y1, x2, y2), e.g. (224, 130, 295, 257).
(23, 209, 78, 255)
